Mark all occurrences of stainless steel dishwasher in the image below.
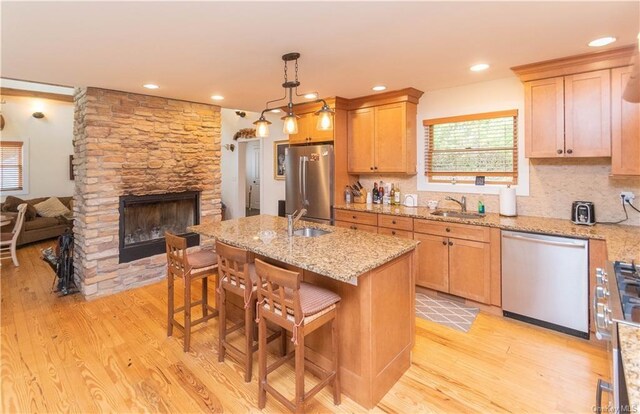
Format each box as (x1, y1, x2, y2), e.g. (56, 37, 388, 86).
(501, 230, 589, 338)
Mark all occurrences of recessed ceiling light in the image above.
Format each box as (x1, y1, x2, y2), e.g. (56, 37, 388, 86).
(470, 63, 490, 72)
(211, 95, 224, 101)
(304, 93, 317, 99)
(143, 84, 159, 89)
(270, 109, 281, 113)
(372, 85, 386, 91)
(588, 36, 617, 47)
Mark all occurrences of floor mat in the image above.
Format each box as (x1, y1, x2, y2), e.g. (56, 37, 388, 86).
(416, 292, 479, 332)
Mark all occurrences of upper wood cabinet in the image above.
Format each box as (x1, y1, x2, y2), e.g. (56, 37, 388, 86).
(288, 112, 334, 144)
(564, 70, 611, 157)
(348, 103, 409, 173)
(524, 70, 611, 158)
(525, 77, 565, 158)
(346, 88, 422, 174)
(514, 46, 636, 160)
(347, 107, 375, 173)
(611, 65, 640, 176)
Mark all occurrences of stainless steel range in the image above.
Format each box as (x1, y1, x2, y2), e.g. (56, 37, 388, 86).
(593, 261, 639, 412)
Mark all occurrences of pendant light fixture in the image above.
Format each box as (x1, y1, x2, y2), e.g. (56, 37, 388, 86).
(254, 52, 333, 138)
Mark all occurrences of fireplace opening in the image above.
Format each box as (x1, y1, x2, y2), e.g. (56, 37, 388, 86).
(119, 191, 200, 263)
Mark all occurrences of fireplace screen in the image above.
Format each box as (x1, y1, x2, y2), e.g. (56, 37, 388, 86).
(119, 191, 200, 263)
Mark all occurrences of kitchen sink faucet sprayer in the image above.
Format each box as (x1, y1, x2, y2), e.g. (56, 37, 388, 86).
(288, 209, 307, 236)
(446, 196, 467, 212)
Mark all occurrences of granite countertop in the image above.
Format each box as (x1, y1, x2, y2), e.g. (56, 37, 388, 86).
(618, 324, 640, 410)
(334, 204, 640, 263)
(189, 215, 418, 283)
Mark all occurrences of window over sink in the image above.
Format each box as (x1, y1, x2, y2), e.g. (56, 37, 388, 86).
(424, 110, 518, 185)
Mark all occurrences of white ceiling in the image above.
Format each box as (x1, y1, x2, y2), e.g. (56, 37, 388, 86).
(2, 1, 638, 112)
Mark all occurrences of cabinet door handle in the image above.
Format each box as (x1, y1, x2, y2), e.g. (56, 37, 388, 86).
(374, 166, 378, 170)
(566, 149, 573, 154)
(442, 240, 447, 245)
(352, 215, 356, 219)
(392, 231, 396, 235)
(448, 241, 453, 246)
(350, 225, 356, 230)
(557, 149, 563, 154)
(392, 220, 396, 224)
(445, 227, 451, 232)
(370, 167, 374, 170)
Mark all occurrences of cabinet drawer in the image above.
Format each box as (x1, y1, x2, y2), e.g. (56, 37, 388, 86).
(413, 219, 491, 243)
(335, 220, 378, 234)
(334, 209, 378, 226)
(377, 227, 413, 239)
(378, 214, 413, 231)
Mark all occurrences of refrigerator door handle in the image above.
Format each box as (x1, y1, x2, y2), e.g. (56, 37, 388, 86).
(298, 156, 304, 203)
(302, 156, 308, 207)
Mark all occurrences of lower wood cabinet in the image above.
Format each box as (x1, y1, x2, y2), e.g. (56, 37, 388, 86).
(414, 233, 449, 292)
(335, 220, 378, 234)
(448, 238, 491, 304)
(414, 219, 496, 305)
(333, 209, 499, 305)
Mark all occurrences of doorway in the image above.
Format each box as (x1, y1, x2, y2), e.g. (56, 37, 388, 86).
(244, 140, 260, 217)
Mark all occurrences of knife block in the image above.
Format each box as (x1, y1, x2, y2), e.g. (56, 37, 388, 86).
(354, 192, 367, 204)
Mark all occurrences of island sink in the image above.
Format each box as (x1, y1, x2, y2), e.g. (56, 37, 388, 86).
(293, 227, 332, 237)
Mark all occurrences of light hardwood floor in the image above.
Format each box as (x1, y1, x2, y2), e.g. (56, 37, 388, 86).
(2, 241, 609, 413)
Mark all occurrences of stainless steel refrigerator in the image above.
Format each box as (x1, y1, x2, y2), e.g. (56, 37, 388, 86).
(285, 144, 334, 224)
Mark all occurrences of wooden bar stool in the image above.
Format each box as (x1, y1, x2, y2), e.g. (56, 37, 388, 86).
(165, 232, 219, 352)
(255, 258, 341, 413)
(217, 242, 287, 382)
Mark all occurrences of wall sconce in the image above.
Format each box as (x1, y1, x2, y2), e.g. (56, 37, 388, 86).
(223, 143, 235, 152)
(32, 100, 45, 119)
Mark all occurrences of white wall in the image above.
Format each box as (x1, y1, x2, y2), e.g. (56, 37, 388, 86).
(0, 95, 75, 201)
(220, 108, 285, 219)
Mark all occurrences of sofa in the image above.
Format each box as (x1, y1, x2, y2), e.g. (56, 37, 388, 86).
(1, 196, 73, 246)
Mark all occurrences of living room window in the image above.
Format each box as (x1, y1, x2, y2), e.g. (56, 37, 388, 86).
(424, 110, 518, 185)
(0, 141, 24, 191)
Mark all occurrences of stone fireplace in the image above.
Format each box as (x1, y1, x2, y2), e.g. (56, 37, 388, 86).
(119, 191, 200, 263)
(73, 87, 221, 299)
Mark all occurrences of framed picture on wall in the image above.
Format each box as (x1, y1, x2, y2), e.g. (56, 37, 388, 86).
(273, 140, 288, 180)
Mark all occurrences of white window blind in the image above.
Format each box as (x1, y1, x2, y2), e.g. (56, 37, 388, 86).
(1, 141, 24, 191)
(424, 110, 518, 185)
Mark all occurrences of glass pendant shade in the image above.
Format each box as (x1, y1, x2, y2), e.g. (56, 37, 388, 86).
(253, 116, 271, 138)
(282, 114, 299, 135)
(316, 110, 333, 131)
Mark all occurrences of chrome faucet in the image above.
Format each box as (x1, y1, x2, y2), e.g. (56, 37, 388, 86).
(445, 196, 467, 212)
(287, 209, 307, 236)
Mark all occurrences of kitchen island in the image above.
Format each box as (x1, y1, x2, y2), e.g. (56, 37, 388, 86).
(189, 215, 419, 409)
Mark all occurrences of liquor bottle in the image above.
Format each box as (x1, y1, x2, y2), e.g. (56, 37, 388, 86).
(378, 181, 384, 201)
(389, 185, 396, 205)
(373, 182, 379, 204)
(394, 184, 401, 205)
(345, 186, 352, 204)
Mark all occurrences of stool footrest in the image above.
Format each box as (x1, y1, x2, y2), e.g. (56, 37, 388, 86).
(305, 373, 336, 402)
(266, 350, 296, 375)
(263, 383, 296, 413)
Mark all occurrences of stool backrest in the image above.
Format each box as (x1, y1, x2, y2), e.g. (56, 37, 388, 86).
(216, 241, 253, 297)
(255, 258, 302, 323)
(165, 232, 190, 278)
(11, 204, 28, 239)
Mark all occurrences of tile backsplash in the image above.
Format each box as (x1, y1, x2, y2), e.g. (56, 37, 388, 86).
(359, 158, 640, 226)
